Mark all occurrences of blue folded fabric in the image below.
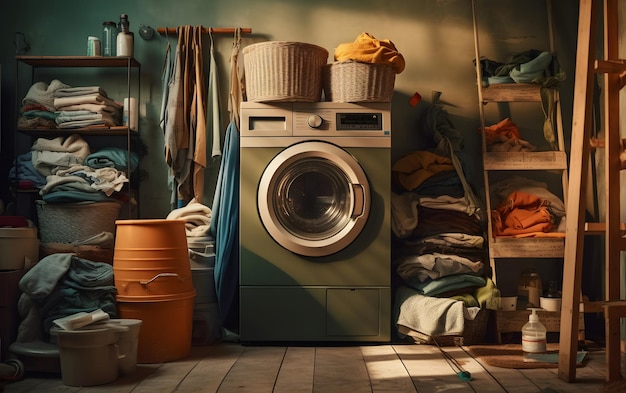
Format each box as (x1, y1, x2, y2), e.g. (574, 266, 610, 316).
(510, 51, 553, 83)
(85, 147, 139, 173)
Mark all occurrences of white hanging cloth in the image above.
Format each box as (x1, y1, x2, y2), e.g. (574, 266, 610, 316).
(207, 31, 222, 158)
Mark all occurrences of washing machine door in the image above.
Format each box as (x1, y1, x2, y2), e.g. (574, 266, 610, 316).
(258, 141, 370, 257)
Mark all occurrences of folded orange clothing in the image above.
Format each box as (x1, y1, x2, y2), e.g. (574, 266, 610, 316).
(482, 118, 521, 145)
(492, 190, 554, 236)
(334, 32, 405, 74)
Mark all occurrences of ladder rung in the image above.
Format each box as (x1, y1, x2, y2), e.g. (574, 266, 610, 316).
(584, 222, 626, 234)
(594, 59, 626, 74)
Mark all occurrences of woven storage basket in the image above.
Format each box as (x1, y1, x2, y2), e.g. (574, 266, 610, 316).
(323, 61, 395, 103)
(243, 41, 329, 102)
(36, 200, 121, 244)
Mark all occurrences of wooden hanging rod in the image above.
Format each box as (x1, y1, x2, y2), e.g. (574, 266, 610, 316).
(157, 27, 252, 35)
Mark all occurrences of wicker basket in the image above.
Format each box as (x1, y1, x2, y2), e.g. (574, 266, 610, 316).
(36, 200, 121, 244)
(323, 61, 396, 103)
(243, 41, 329, 102)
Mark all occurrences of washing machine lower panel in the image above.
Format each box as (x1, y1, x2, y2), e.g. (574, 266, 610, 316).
(240, 286, 391, 342)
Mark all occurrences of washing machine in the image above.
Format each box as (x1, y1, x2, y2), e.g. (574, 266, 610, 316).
(239, 101, 391, 342)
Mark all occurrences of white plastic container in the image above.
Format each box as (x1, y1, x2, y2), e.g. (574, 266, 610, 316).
(52, 324, 128, 386)
(522, 308, 547, 359)
(0, 227, 39, 270)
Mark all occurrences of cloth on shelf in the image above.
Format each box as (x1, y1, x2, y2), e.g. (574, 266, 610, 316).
(391, 191, 420, 239)
(55, 110, 117, 128)
(166, 198, 212, 237)
(53, 93, 120, 110)
(392, 150, 454, 192)
(54, 164, 128, 197)
(404, 274, 487, 298)
(482, 118, 537, 152)
(395, 252, 485, 283)
(30, 134, 91, 176)
(492, 190, 557, 236)
(412, 170, 465, 198)
(395, 286, 465, 339)
(8, 151, 47, 189)
(419, 104, 483, 219)
(396, 239, 488, 265)
(22, 79, 71, 111)
(54, 86, 107, 98)
(334, 32, 405, 74)
(410, 206, 483, 239)
(489, 175, 566, 234)
(474, 278, 501, 310)
(84, 147, 139, 173)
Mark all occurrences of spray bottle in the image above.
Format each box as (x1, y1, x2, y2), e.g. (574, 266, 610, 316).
(522, 308, 547, 359)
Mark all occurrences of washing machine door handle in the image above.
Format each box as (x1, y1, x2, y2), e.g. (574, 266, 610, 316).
(351, 183, 365, 218)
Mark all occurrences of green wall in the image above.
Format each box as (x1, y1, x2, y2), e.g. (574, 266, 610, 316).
(0, 0, 579, 218)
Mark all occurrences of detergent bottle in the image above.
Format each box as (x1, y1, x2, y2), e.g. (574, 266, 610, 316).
(522, 308, 547, 359)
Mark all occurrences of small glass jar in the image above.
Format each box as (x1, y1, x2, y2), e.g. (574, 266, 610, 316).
(102, 21, 118, 56)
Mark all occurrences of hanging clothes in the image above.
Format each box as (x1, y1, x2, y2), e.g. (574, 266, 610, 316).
(159, 29, 178, 209)
(163, 25, 207, 206)
(210, 120, 240, 332)
(191, 26, 207, 204)
(210, 30, 245, 333)
(207, 31, 222, 158)
(228, 28, 243, 128)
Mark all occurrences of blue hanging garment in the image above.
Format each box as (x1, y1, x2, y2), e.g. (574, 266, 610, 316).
(210, 120, 240, 332)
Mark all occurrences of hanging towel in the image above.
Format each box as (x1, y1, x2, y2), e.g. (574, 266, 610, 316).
(159, 29, 178, 209)
(210, 120, 240, 332)
(228, 28, 244, 129)
(207, 31, 222, 158)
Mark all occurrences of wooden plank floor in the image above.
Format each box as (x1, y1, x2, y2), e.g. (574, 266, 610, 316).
(0, 343, 618, 393)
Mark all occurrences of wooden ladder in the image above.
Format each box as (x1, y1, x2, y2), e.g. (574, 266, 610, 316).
(558, 0, 626, 382)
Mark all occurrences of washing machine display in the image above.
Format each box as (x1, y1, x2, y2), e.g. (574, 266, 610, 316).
(240, 102, 391, 342)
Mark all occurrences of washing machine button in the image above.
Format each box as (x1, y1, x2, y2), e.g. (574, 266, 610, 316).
(306, 114, 324, 129)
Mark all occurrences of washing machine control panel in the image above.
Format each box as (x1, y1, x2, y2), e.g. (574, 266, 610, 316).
(240, 102, 391, 139)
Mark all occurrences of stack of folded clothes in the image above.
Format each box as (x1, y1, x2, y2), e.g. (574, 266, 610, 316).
(18, 79, 123, 129)
(53, 85, 122, 128)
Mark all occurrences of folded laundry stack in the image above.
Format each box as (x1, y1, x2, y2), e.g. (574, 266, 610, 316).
(18, 79, 123, 129)
(53, 86, 122, 128)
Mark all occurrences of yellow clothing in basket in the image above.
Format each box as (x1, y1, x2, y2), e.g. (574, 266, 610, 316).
(334, 32, 405, 74)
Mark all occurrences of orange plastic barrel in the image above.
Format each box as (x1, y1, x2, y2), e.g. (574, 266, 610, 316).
(113, 219, 193, 296)
(113, 219, 195, 363)
(116, 292, 195, 363)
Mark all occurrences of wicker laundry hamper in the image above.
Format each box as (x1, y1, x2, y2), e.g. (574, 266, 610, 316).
(36, 200, 121, 244)
(323, 61, 395, 103)
(243, 41, 329, 102)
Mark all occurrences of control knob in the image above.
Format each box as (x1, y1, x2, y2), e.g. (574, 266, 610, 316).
(306, 114, 323, 129)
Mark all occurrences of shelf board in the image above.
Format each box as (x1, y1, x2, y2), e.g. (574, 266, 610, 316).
(481, 83, 543, 102)
(489, 237, 565, 258)
(16, 56, 140, 68)
(483, 151, 568, 170)
(496, 310, 584, 334)
(17, 126, 137, 137)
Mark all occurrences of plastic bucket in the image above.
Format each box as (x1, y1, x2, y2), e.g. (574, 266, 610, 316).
(113, 219, 193, 296)
(116, 291, 195, 363)
(52, 324, 127, 386)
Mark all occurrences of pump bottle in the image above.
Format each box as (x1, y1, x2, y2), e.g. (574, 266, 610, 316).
(522, 308, 547, 359)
